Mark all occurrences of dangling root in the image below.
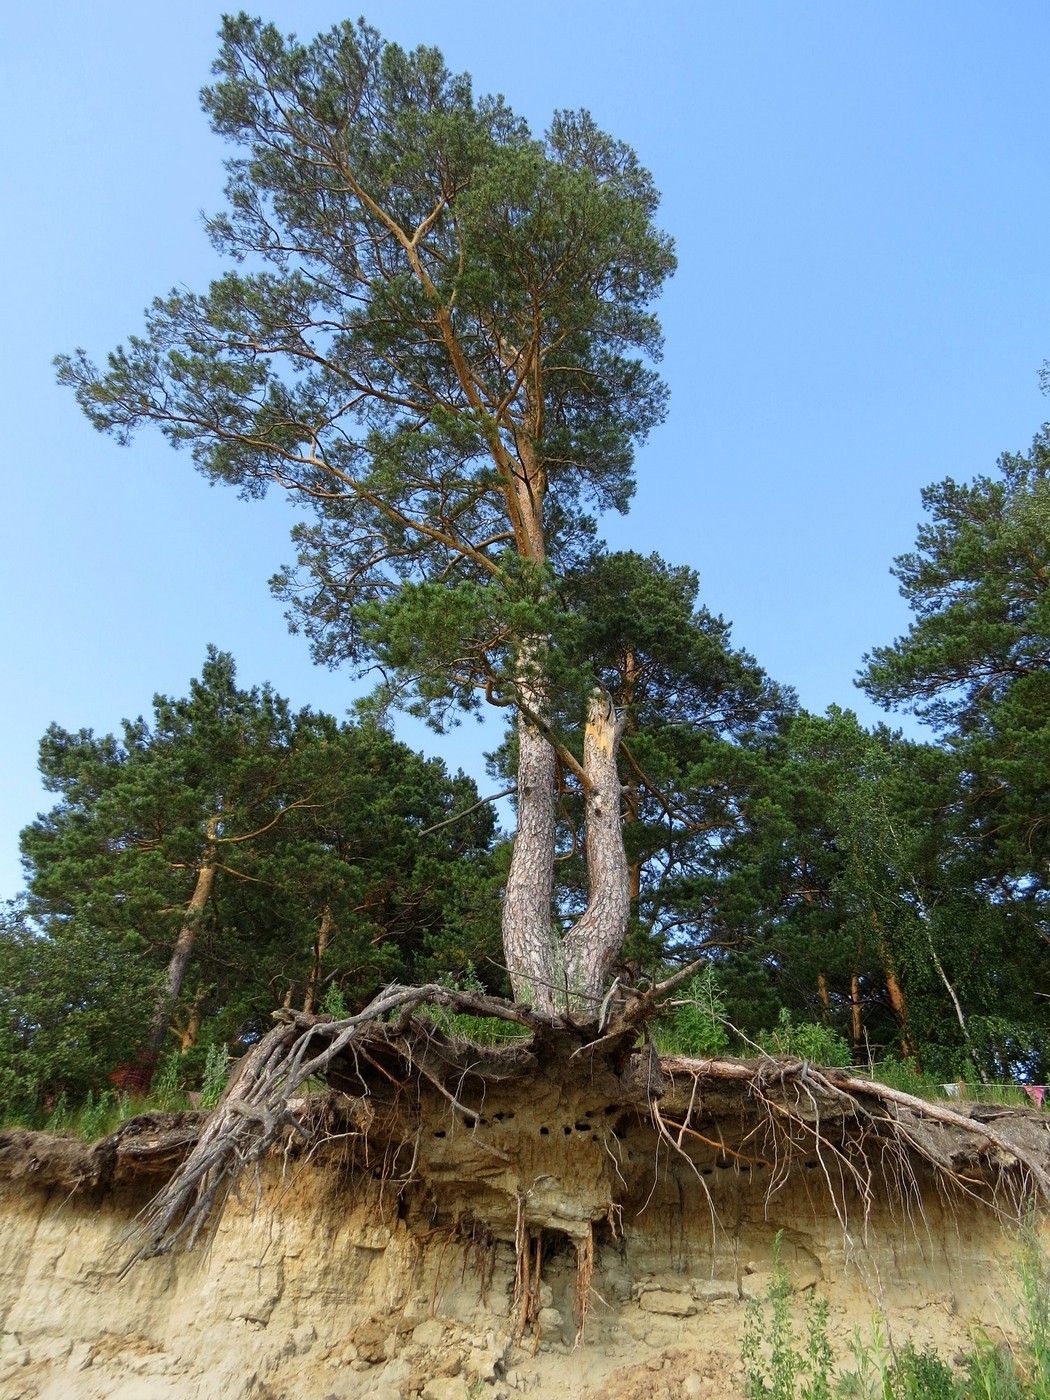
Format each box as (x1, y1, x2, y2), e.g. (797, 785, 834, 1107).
(124, 983, 539, 1269)
(573, 1225, 594, 1347)
(512, 1194, 544, 1348)
(116, 980, 1050, 1293)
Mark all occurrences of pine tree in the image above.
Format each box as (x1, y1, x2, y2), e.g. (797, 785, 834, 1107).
(56, 17, 674, 1013)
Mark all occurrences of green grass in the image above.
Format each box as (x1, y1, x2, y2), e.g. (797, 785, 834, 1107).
(745, 1230, 1050, 1398)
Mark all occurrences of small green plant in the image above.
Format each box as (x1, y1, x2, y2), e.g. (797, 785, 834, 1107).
(200, 1042, 230, 1110)
(1011, 1232, 1050, 1398)
(658, 966, 730, 1057)
(758, 1009, 851, 1068)
(152, 1053, 185, 1111)
(964, 1335, 1026, 1400)
(426, 964, 530, 1046)
(44, 1091, 70, 1134)
(319, 983, 349, 1020)
(76, 1089, 126, 1142)
(742, 1231, 833, 1400)
(889, 1341, 960, 1400)
(804, 1297, 834, 1400)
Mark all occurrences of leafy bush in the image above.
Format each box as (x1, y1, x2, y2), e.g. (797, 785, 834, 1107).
(0, 909, 161, 1115)
(742, 1232, 833, 1400)
(890, 1341, 960, 1399)
(758, 1009, 851, 1068)
(658, 967, 730, 1057)
(319, 984, 350, 1020)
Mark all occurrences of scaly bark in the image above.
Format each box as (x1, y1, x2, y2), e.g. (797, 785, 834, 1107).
(144, 817, 220, 1059)
(303, 906, 333, 1015)
(503, 687, 559, 1013)
(562, 690, 630, 1012)
(817, 972, 831, 1022)
(868, 905, 920, 1067)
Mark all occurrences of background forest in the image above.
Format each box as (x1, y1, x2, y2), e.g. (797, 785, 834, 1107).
(2, 9, 1050, 1122)
(5, 411, 1050, 1114)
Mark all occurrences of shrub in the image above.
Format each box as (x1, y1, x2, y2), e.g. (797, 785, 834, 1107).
(658, 967, 730, 1058)
(758, 1009, 851, 1068)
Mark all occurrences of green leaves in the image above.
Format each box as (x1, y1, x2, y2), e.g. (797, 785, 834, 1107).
(860, 426, 1050, 1027)
(57, 16, 673, 727)
(17, 650, 500, 1075)
(861, 429, 1050, 735)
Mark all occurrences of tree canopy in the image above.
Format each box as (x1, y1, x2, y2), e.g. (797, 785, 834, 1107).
(11, 649, 497, 1103)
(57, 13, 675, 1013)
(860, 427, 1050, 895)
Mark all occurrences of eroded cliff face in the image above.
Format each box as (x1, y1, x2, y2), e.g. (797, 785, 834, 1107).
(0, 1078, 1044, 1400)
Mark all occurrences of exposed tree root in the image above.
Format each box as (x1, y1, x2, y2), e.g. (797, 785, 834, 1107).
(57, 982, 1048, 1315)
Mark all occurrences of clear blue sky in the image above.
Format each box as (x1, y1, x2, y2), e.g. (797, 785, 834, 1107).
(2, 1, 1048, 900)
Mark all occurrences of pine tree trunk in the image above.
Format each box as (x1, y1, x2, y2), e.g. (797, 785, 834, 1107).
(817, 972, 831, 1022)
(867, 907, 920, 1067)
(562, 690, 630, 1013)
(503, 689, 558, 1013)
(144, 821, 220, 1059)
(177, 996, 204, 1053)
(303, 906, 333, 1015)
(850, 973, 863, 1045)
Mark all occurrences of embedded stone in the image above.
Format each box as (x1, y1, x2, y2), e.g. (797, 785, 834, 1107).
(638, 1289, 697, 1317)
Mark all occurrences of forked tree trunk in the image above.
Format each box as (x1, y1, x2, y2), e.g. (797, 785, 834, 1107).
(144, 820, 220, 1058)
(562, 690, 630, 1013)
(503, 672, 559, 1013)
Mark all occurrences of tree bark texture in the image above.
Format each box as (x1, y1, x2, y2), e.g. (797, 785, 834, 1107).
(303, 906, 333, 1015)
(145, 821, 220, 1058)
(867, 907, 920, 1067)
(562, 690, 630, 1012)
(503, 688, 558, 1013)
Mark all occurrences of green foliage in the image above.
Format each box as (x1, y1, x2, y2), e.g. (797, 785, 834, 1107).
(319, 984, 349, 1021)
(859, 424, 1050, 1077)
(1009, 1233, 1050, 1398)
(738, 1226, 1050, 1400)
(656, 967, 730, 1057)
(889, 1342, 960, 1400)
(759, 1010, 851, 1068)
(77, 1090, 124, 1143)
(742, 1232, 834, 1400)
(152, 1054, 188, 1112)
(860, 428, 1050, 738)
(15, 650, 499, 1089)
(199, 1043, 230, 1111)
(962, 1342, 1027, 1400)
(550, 550, 795, 963)
(424, 964, 530, 1047)
(0, 903, 161, 1115)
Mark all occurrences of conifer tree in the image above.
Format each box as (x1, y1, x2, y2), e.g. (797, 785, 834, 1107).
(57, 16, 674, 1013)
(20, 649, 497, 1078)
